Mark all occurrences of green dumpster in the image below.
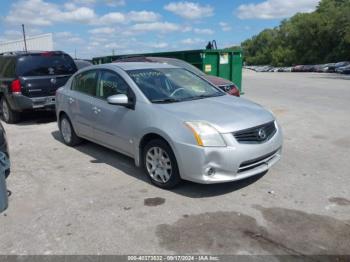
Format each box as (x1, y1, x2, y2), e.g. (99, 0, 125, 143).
(92, 49, 243, 93)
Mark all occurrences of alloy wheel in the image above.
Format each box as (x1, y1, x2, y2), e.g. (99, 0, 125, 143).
(146, 146, 172, 183)
(61, 118, 72, 144)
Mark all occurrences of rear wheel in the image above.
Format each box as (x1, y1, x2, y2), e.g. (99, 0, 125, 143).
(1, 97, 20, 124)
(143, 139, 181, 189)
(59, 115, 81, 146)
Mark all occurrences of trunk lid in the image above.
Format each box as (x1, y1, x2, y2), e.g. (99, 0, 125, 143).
(20, 75, 71, 97)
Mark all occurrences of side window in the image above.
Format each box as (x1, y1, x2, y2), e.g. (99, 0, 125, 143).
(97, 70, 129, 99)
(0, 57, 4, 77)
(72, 70, 97, 96)
(3, 58, 15, 78)
(0, 58, 14, 78)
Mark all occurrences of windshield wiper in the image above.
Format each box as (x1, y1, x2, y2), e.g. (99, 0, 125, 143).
(151, 98, 182, 103)
(183, 94, 222, 101)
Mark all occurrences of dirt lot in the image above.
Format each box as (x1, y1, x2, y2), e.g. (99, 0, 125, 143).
(1, 71, 350, 256)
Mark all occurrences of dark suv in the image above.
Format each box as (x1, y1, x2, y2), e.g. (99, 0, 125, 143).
(0, 51, 77, 123)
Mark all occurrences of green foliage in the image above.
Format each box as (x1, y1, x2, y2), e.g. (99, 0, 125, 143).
(240, 0, 350, 66)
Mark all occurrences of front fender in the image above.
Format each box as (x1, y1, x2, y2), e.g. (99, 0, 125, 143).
(134, 127, 180, 167)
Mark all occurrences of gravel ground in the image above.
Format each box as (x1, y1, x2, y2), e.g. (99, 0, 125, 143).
(1, 71, 349, 256)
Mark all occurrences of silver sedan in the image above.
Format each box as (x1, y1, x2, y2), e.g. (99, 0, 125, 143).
(56, 62, 283, 188)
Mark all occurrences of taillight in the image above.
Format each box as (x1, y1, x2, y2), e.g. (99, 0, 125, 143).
(41, 51, 54, 56)
(228, 85, 240, 97)
(11, 79, 21, 93)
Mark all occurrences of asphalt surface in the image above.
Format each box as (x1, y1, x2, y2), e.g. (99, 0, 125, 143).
(1, 71, 350, 256)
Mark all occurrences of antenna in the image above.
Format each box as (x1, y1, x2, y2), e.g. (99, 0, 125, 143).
(22, 24, 28, 53)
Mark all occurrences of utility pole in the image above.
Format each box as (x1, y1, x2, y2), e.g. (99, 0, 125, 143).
(74, 48, 77, 59)
(22, 24, 28, 53)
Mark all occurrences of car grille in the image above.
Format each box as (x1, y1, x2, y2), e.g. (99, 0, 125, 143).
(238, 148, 280, 173)
(233, 121, 276, 143)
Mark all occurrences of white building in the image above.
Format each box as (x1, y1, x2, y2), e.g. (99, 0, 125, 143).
(0, 33, 53, 53)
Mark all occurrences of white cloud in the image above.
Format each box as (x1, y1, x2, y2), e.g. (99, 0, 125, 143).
(103, 0, 125, 7)
(104, 43, 123, 49)
(181, 26, 192, 32)
(89, 35, 109, 43)
(237, 0, 319, 19)
(99, 12, 125, 24)
(180, 38, 204, 45)
(5, 0, 97, 26)
(55, 31, 75, 38)
(164, 1, 214, 19)
(66, 37, 84, 43)
(131, 22, 180, 33)
(98, 11, 160, 24)
(90, 41, 100, 46)
(149, 42, 169, 48)
(0, 28, 43, 41)
(72, 0, 96, 4)
(194, 28, 214, 35)
(128, 11, 161, 22)
(72, 0, 125, 6)
(5, 0, 160, 27)
(64, 3, 77, 10)
(53, 31, 84, 54)
(219, 22, 232, 32)
(89, 27, 116, 34)
(59, 7, 96, 22)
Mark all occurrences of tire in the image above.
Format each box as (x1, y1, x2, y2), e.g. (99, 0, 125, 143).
(143, 139, 181, 189)
(1, 97, 20, 124)
(59, 115, 81, 146)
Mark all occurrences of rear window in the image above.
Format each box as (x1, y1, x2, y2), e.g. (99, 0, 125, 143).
(16, 53, 77, 76)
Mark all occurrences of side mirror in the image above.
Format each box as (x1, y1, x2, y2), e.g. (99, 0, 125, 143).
(107, 94, 129, 106)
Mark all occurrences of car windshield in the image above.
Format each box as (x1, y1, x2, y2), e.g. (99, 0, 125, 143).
(128, 68, 224, 103)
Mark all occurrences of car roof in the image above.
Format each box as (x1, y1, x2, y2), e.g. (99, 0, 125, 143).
(0, 51, 66, 57)
(106, 62, 180, 70)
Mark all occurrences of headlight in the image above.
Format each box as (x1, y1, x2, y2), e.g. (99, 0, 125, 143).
(185, 121, 226, 147)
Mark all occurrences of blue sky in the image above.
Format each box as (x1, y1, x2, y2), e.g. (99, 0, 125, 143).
(0, 0, 319, 58)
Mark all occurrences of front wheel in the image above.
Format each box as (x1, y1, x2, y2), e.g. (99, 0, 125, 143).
(143, 139, 181, 189)
(59, 115, 81, 146)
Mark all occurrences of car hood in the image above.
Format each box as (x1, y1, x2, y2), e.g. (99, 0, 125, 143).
(202, 75, 233, 86)
(156, 95, 275, 133)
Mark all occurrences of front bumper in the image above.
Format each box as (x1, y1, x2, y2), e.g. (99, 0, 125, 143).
(175, 123, 283, 184)
(7, 94, 56, 112)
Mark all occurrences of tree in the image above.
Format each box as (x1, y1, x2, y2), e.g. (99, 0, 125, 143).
(240, 0, 350, 66)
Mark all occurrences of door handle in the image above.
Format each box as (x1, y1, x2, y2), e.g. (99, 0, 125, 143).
(68, 97, 74, 104)
(92, 106, 101, 114)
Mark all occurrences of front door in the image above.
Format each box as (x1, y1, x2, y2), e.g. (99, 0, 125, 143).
(91, 69, 136, 156)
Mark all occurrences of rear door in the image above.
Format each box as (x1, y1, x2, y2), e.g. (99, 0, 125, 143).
(67, 70, 98, 139)
(16, 53, 77, 98)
